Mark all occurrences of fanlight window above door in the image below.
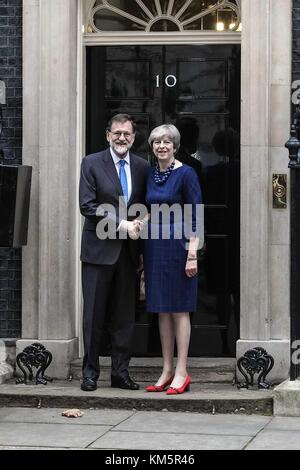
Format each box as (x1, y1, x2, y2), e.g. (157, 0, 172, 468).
(87, 0, 241, 33)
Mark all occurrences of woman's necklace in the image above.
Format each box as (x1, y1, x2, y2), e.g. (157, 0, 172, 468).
(154, 159, 176, 185)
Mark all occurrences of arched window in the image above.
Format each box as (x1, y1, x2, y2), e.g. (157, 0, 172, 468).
(86, 0, 241, 33)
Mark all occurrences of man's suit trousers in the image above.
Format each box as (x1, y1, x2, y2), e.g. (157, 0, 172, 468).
(82, 243, 137, 380)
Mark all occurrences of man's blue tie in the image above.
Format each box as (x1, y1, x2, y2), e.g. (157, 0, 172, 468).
(119, 159, 128, 204)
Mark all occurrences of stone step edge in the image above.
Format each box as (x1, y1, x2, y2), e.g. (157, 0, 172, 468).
(0, 393, 273, 415)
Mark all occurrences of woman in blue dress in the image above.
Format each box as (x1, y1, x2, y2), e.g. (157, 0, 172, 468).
(142, 124, 202, 395)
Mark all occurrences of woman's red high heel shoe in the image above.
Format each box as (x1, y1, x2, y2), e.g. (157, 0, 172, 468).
(166, 375, 191, 395)
(145, 375, 174, 392)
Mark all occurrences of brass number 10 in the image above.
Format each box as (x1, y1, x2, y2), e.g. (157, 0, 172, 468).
(156, 75, 177, 88)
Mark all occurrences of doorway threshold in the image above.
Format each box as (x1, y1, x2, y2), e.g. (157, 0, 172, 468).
(70, 357, 236, 384)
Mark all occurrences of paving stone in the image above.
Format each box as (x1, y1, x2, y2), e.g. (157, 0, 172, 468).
(114, 411, 271, 436)
(264, 416, 300, 432)
(246, 430, 300, 450)
(90, 430, 251, 450)
(0, 407, 135, 426)
(0, 422, 111, 448)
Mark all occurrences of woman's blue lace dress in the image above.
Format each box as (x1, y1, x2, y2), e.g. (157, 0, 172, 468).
(144, 165, 202, 313)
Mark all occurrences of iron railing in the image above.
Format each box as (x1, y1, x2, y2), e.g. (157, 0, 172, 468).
(285, 100, 300, 380)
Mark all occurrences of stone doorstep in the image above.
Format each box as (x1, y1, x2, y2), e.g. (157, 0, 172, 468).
(0, 381, 273, 416)
(273, 379, 300, 417)
(0, 339, 16, 385)
(70, 357, 236, 383)
(0, 363, 14, 385)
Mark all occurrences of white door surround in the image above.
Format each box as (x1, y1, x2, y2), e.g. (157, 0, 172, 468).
(20, 0, 291, 381)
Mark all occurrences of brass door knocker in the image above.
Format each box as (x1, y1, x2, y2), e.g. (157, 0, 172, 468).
(273, 174, 287, 208)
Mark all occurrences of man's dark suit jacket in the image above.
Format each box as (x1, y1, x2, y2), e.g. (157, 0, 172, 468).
(79, 148, 149, 266)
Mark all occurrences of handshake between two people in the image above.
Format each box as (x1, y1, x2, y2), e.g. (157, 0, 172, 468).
(120, 215, 149, 240)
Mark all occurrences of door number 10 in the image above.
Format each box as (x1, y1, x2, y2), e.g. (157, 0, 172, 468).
(156, 75, 177, 88)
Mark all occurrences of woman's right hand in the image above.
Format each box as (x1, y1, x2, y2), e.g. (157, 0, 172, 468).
(185, 258, 197, 278)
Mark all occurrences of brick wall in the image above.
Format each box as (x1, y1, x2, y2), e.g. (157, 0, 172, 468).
(293, 0, 300, 105)
(0, 0, 22, 338)
(294, 0, 300, 83)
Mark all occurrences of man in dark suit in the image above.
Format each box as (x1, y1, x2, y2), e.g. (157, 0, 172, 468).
(79, 114, 149, 391)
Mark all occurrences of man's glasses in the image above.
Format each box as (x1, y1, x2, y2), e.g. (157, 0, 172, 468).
(110, 131, 133, 139)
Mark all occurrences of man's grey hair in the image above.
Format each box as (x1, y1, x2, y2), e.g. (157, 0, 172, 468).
(107, 114, 136, 133)
(148, 124, 181, 152)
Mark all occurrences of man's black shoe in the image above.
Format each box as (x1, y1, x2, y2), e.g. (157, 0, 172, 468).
(111, 375, 140, 390)
(81, 377, 97, 391)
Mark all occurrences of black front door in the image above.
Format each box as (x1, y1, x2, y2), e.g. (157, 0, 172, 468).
(86, 44, 240, 357)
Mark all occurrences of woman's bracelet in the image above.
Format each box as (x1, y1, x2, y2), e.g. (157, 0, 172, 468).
(187, 257, 197, 261)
